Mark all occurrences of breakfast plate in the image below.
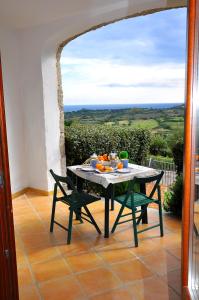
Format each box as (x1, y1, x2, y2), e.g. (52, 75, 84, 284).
(95, 169, 116, 174)
(80, 166, 94, 172)
(117, 168, 131, 174)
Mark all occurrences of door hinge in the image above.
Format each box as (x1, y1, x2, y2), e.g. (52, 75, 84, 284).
(4, 249, 9, 258)
(0, 171, 4, 188)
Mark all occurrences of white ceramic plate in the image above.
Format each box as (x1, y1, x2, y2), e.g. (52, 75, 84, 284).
(80, 166, 94, 172)
(95, 169, 115, 174)
(117, 168, 131, 174)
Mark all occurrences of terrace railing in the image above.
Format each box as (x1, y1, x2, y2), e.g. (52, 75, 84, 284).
(144, 157, 177, 187)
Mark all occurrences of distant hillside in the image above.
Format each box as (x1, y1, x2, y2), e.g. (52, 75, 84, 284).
(64, 104, 184, 136)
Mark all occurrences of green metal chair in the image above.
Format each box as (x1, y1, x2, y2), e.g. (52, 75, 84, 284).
(111, 171, 164, 247)
(49, 169, 101, 244)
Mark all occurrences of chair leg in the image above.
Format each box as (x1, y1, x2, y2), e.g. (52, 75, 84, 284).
(67, 208, 73, 244)
(50, 199, 56, 232)
(132, 209, 138, 247)
(111, 204, 125, 233)
(136, 205, 148, 225)
(75, 208, 83, 223)
(84, 206, 101, 234)
(158, 201, 164, 237)
(111, 198, 114, 211)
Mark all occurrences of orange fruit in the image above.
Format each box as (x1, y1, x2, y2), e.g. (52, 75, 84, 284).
(105, 166, 113, 171)
(99, 155, 104, 161)
(104, 166, 113, 172)
(117, 162, 123, 169)
(96, 163, 102, 170)
(99, 166, 105, 172)
(103, 154, 108, 161)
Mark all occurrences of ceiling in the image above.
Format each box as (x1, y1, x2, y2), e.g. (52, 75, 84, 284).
(0, 0, 186, 30)
(0, 0, 124, 29)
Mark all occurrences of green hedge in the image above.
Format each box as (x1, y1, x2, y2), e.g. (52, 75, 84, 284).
(164, 175, 183, 216)
(149, 134, 171, 157)
(65, 124, 151, 166)
(172, 140, 184, 175)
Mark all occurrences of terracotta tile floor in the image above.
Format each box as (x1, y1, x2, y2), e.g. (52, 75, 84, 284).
(13, 192, 182, 300)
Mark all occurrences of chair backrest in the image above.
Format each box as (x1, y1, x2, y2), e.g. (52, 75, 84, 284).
(133, 170, 164, 198)
(49, 169, 77, 199)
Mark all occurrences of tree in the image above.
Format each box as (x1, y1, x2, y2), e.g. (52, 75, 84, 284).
(150, 134, 168, 156)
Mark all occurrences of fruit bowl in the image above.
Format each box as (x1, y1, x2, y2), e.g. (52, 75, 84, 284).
(95, 164, 116, 173)
(97, 153, 121, 165)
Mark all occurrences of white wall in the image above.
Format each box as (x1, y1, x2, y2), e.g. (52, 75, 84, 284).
(0, 28, 28, 193)
(0, 0, 186, 193)
(19, 34, 49, 191)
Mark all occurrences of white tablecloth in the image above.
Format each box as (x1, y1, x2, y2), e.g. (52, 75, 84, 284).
(67, 163, 159, 188)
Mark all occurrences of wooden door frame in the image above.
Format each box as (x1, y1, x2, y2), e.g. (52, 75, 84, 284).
(0, 55, 19, 299)
(182, 0, 199, 298)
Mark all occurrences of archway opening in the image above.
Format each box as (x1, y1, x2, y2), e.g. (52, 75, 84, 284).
(56, 9, 187, 297)
(59, 7, 186, 185)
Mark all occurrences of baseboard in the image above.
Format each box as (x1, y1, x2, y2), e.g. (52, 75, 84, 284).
(12, 188, 29, 199)
(26, 187, 54, 196)
(12, 187, 53, 199)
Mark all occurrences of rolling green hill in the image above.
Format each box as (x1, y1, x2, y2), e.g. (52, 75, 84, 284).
(64, 104, 184, 136)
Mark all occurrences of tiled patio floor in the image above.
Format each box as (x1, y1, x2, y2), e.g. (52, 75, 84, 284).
(13, 192, 182, 300)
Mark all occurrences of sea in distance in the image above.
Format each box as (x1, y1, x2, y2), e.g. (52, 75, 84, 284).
(64, 103, 183, 112)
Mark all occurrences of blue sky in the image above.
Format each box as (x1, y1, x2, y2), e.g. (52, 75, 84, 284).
(61, 8, 187, 105)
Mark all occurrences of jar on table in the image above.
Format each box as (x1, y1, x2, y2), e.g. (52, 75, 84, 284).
(90, 153, 98, 168)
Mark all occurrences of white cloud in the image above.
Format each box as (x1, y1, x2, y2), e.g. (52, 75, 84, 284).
(61, 56, 185, 105)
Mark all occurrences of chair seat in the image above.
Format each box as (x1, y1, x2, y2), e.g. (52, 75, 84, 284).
(59, 191, 101, 208)
(50, 169, 102, 244)
(115, 192, 158, 209)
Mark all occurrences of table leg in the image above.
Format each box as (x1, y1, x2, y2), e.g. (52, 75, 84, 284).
(76, 176, 84, 221)
(76, 176, 84, 192)
(67, 169, 76, 185)
(140, 182, 148, 224)
(111, 185, 115, 211)
(104, 185, 112, 238)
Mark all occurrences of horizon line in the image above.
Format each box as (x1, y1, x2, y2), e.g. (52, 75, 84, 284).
(64, 102, 184, 106)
